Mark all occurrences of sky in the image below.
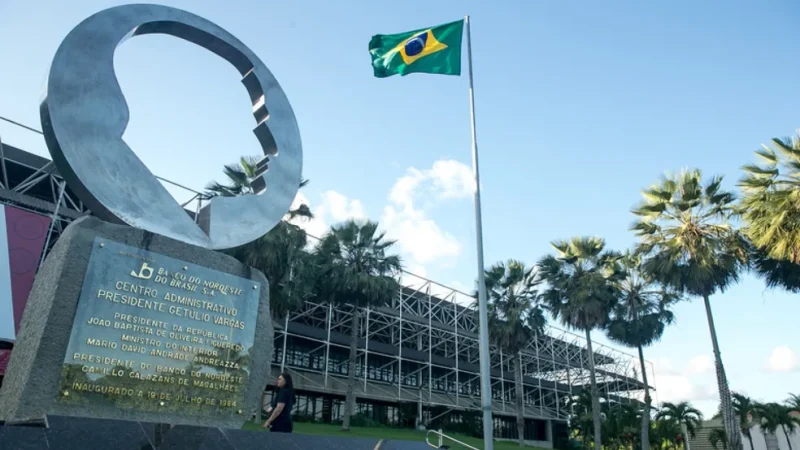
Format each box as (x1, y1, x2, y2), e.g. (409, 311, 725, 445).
(1, 0, 799, 417)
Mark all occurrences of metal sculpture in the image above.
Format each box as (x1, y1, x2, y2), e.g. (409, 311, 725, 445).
(40, 4, 302, 250)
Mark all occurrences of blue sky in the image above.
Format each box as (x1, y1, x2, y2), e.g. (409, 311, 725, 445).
(1, 0, 798, 416)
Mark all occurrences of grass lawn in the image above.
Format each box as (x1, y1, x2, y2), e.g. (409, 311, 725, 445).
(242, 420, 547, 450)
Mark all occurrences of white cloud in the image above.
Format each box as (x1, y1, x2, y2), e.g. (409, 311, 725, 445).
(318, 191, 366, 223)
(288, 160, 472, 294)
(288, 191, 327, 239)
(653, 373, 699, 403)
(382, 206, 461, 264)
(452, 293, 474, 307)
(405, 264, 428, 279)
(764, 346, 799, 373)
(450, 280, 468, 293)
(428, 160, 476, 200)
(387, 160, 475, 211)
(288, 190, 366, 243)
(703, 384, 718, 399)
(398, 274, 474, 308)
(444, 280, 475, 307)
(381, 159, 473, 267)
(685, 354, 714, 376)
(651, 356, 718, 406)
(652, 358, 679, 376)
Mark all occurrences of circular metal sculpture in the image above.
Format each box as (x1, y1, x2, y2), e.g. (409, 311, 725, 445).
(40, 4, 302, 250)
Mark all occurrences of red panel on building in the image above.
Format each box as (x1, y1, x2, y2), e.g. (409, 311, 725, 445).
(0, 349, 11, 375)
(0, 205, 51, 375)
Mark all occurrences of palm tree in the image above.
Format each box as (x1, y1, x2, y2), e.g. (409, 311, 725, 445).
(786, 394, 800, 412)
(755, 403, 800, 450)
(482, 260, 547, 447)
(205, 156, 312, 224)
(650, 416, 683, 450)
(227, 219, 315, 318)
(753, 402, 781, 450)
(566, 389, 598, 450)
(632, 169, 748, 450)
(539, 236, 623, 450)
(739, 134, 800, 253)
(205, 155, 280, 196)
(739, 133, 800, 292)
(605, 251, 679, 450)
(655, 402, 704, 450)
(748, 247, 800, 293)
(709, 429, 728, 450)
(603, 403, 639, 450)
(313, 220, 402, 431)
(207, 156, 314, 317)
(732, 393, 757, 450)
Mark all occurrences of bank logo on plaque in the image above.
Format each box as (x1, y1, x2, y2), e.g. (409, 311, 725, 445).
(0, 3, 298, 425)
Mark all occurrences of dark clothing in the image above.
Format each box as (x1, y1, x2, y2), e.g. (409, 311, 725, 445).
(270, 388, 294, 433)
(270, 422, 293, 433)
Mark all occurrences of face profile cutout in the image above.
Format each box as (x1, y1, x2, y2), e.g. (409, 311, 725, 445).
(40, 4, 302, 250)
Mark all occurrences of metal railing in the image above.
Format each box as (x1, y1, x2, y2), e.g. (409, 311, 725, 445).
(426, 429, 480, 450)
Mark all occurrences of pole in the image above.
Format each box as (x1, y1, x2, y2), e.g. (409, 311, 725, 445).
(280, 314, 288, 372)
(465, 15, 494, 450)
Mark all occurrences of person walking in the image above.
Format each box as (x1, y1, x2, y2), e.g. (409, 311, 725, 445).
(262, 372, 295, 433)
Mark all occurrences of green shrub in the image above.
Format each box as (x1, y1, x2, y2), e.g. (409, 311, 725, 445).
(554, 436, 583, 450)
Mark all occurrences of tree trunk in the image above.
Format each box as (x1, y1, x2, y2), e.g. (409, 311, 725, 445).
(584, 328, 603, 450)
(782, 425, 794, 450)
(745, 431, 755, 450)
(764, 431, 779, 450)
(682, 423, 691, 450)
(341, 307, 360, 431)
(515, 353, 526, 447)
(638, 344, 651, 450)
(702, 294, 743, 450)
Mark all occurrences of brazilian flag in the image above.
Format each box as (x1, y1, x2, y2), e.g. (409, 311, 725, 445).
(369, 19, 464, 78)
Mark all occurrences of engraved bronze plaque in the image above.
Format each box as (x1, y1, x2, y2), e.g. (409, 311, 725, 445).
(56, 238, 259, 418)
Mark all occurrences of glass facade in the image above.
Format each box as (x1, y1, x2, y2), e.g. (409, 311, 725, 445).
(273, 338, 482, 395)
(269, 339, 555, 441)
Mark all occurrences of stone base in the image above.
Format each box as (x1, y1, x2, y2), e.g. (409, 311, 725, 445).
(0, 217, 273, 429)
(0, 415, 405, 450)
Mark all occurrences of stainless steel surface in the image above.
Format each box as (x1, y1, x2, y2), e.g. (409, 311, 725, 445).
(40, 4, 302, 249)
(464, 15, 494, 450)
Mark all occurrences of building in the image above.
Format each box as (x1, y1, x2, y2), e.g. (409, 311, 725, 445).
(688, 417, 800, 450)
(0, 137, 655, 447)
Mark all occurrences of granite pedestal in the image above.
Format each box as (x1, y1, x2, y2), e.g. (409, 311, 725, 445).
(0, 216, 273, 429)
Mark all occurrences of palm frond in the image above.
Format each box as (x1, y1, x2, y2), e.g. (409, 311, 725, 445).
(632, 168, 746, 297)
(481, 260, 547, 354)
(709, 428, 727, 450)
(740, 131, 800, 269)
(312, 219, 403, 309)
(655, 401, 704, 438)
(539, 237, 621, 332)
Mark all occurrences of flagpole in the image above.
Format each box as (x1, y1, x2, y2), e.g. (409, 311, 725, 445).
(465, 15, 494, 450)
